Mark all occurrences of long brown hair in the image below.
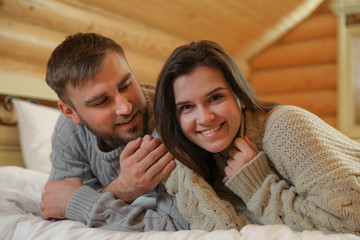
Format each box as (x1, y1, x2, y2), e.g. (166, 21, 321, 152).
(154, 40, 277, 181)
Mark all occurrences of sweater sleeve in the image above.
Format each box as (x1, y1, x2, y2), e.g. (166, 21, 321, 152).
(48, 115, 189, 231)
(225, 106, 360, 235)
(163, 160, 249, 231)
(66, 185, 189, 231)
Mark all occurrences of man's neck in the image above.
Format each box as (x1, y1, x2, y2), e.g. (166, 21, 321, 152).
(97, 138, 117, 152)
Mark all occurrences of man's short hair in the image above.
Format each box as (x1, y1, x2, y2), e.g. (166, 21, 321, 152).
(46, 33, 126, 106)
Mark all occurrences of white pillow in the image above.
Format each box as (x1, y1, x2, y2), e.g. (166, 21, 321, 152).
(13, 99, 61, 174)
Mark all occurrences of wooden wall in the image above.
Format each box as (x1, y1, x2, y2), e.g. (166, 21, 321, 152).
(1, 1, 338, 130)
(248, 3, 337, 128)
(0, 0, 191, 101)
(0, 1, 339, 125)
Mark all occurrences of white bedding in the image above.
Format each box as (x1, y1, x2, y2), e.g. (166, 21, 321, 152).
(1, 166, 359, 240)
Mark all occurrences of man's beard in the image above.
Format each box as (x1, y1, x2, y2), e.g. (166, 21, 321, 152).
(80, 114, 148, 149)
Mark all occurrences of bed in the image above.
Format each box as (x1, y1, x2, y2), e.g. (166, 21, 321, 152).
(0, 96, 359, 240)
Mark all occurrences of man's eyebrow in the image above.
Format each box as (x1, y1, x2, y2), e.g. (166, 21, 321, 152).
(117, 73, 132, 87)
(175, 87, 226, 107)
(84, 93, 106, 106)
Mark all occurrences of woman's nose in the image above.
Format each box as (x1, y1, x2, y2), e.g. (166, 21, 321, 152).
(197, 107, 215, 125)
(114, 95, 132, 115)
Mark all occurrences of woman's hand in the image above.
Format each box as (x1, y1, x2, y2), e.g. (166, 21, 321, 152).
(224, 136, 259, 178)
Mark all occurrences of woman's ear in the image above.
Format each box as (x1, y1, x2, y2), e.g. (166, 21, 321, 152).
(236, 97, 245, 109)
(58, 101, 81, 125)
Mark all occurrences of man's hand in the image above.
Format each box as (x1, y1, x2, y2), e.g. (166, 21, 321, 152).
(103, 135, 176, 203)
(41, 178, 83, 220)
(225, 136, 259, 178)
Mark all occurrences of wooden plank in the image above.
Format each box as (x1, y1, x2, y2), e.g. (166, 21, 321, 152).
(0, 16, 163, 84)
(258, 89, 336, 115)
(0, 0, 187, 59)
(281, 14, 336, 42)
(250, 63, 336, 94)
(0, 125, 24, 167)
(317, 114, 337, 128)
(0, 57, 46, 77)
(125, 51, 164, 84)
(250, 37, 336, 70)
(0, 15, 63, 63)
(78, 0, 318, 56)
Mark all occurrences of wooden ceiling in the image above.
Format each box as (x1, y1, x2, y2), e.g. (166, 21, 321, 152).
(77, 0, 324, 59)
(0, 0, 324, 96)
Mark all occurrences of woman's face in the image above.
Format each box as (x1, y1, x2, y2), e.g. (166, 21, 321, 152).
(173, 66, 242, 153)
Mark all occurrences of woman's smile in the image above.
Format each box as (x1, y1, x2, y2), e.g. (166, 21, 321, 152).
(174, 66, 242, 153)
(198, 123, 223, 137)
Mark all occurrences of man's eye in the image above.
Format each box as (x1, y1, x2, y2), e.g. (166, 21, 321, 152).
(94, 98, 108, 106)
(119, 80, 131, 91)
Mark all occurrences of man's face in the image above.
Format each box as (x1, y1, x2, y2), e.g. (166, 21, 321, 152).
(64, 52, 147, 148)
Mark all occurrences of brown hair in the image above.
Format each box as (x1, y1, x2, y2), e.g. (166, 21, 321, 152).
(154, 40, 278, 182)
(46, 33, 125, 107)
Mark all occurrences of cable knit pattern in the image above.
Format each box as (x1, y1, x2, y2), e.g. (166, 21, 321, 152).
(164, 105, 360, 235)
(163, 160, 248, 230)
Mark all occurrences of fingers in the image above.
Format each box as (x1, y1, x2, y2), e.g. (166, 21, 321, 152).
(139, 143, 169, 170)
(224, 165, 234, 178)
(233, 137, 254, 153)
(225, 136, 259, 178)
(131, 144, 175, 184)
(40, 179, 81, 220)
(120, 137, 162, 163)
(119, 137, 143, 162)
(140, 134, 154, 148)
(146, 151, 176, 180)
(243, 136, 259, 153)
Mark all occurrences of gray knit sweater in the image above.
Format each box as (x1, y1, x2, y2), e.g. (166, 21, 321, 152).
(48, 83, 189, 231)
(164, 105, 360, 235)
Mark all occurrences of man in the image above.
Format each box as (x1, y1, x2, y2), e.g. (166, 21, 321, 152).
(40, 33, 189, 231)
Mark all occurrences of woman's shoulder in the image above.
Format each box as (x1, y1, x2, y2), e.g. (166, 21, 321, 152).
(264, 105, 332, 140)
(267, 105, 322, 127)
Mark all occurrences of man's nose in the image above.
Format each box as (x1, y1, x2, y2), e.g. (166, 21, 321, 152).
(114, 95, 132, 115)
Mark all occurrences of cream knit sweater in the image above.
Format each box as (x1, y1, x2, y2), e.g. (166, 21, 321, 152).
(163, 105, 360, 235)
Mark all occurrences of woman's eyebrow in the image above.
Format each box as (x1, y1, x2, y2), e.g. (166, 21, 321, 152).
(175, 100, 190, 107)
(206, 87, 226, 96)
(175, 87, 226, 107)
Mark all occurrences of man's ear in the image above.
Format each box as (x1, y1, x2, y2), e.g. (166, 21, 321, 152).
(58, 101, 81, 125)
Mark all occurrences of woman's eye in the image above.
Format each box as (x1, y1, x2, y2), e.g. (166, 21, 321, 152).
(179, 105, 191, 112)
(212, 94, 224, 101)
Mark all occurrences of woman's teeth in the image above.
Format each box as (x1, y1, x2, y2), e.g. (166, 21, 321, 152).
(201, 124, 221, 135)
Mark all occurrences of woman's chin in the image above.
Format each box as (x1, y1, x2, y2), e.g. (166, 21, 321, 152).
(204, 144, 228, 154)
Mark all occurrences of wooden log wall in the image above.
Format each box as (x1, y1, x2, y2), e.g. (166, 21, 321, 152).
(0, 0, 190, 97)
(248, 3, 337, 128)
(0, 0, 339, 126)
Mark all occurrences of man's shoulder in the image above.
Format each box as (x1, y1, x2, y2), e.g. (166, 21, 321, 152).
(140, 83, 155, 93)
(54, 114, 91, 141)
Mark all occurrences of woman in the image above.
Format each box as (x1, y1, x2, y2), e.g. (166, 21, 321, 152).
(154, 40, 360, 235)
